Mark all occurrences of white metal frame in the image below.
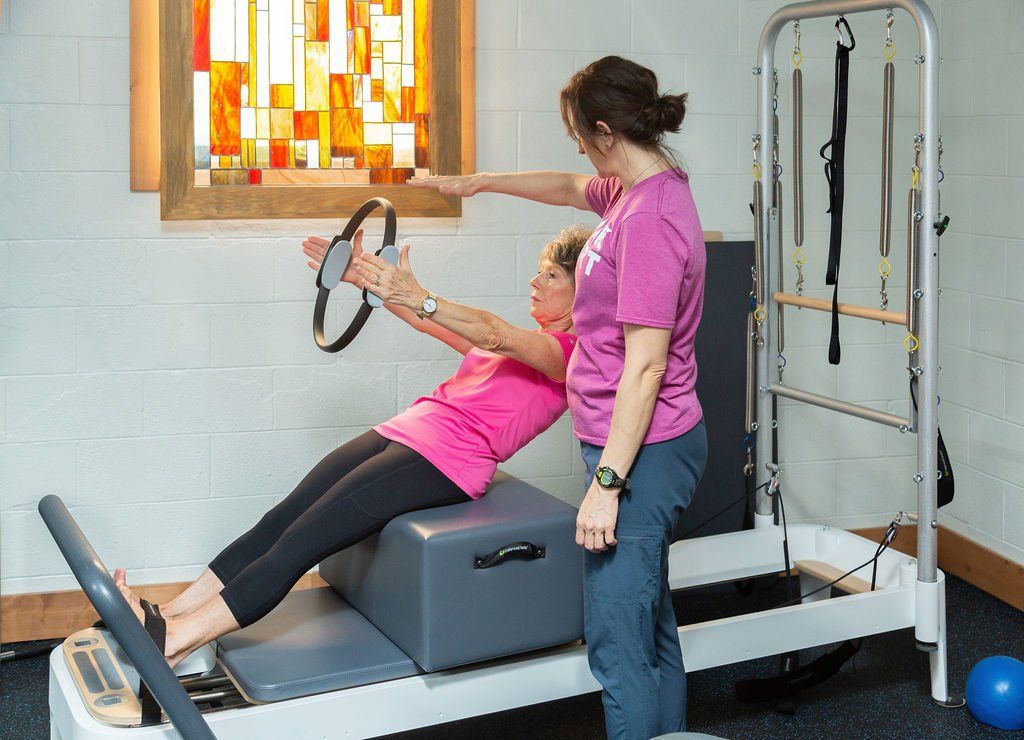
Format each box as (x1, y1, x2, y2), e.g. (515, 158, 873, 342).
(48, 1, 957, 737)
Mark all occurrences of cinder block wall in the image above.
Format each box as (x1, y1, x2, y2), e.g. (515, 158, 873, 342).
(3, 0, 1018, 595)
(932, 0, 1024, 566)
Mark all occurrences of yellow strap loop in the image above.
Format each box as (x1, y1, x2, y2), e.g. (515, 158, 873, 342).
(752, 161, 762, 180)
(753, 305, 767, 324)
(791, 49, 803, 67)
(903, 333, 920, 353)
(878, 256, 892, 278)
(791, 246, 806, 267)
(884, 40, 897, 61)
(911, 166, 920, 189)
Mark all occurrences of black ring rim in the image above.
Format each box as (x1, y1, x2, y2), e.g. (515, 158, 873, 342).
(313, 197, 398, 353)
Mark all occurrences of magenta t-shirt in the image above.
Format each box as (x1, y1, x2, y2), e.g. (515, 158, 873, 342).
(568, 169, 706, 446)
(375, 331, 577, 498)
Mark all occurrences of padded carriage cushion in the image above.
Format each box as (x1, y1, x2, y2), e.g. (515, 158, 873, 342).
(320, 472, 584, 672)
(216, 587, 421, 703)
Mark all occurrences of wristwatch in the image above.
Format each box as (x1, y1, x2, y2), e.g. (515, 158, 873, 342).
(417, 291, 438, 319)
(595, 466, 630, 491)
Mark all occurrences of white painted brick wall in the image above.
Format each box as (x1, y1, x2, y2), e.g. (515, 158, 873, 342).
(3, 0, 1020, 595)
(933, 0, 1024, 567)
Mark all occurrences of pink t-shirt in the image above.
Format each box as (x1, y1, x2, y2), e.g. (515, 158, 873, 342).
(568, 169, 706, 445)
(375, 331, 577, 498)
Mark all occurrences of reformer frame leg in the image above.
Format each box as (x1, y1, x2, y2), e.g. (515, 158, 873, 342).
(928, 573, 965, 707)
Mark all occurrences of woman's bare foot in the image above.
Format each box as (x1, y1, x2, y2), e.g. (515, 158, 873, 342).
(113, 568, 146, 624)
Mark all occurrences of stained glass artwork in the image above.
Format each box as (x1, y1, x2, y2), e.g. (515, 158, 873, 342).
(194, 0, 430, 187)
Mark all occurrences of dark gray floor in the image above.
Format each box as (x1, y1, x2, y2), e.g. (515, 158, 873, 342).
(3, 574, 1022, 739)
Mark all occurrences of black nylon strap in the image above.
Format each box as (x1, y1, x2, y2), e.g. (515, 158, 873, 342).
(910, 379, 955, 508)
(819, 18, 855, 365)
(138, 599, 165, 726)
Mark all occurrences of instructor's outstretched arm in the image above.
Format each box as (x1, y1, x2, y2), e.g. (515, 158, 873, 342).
(408, 171, 593, 211)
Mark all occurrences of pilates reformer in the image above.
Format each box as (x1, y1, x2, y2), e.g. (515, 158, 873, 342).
(42, 2, 961, 738)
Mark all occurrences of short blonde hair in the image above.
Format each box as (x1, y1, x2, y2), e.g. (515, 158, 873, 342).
(543, 225, 592, 281)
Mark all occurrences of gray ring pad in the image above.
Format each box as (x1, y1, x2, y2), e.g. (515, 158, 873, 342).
(365, 244, 400, 309)
(318, 239, 352, 290)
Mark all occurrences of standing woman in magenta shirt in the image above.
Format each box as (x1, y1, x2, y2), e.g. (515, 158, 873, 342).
(410, 56, 707, 739)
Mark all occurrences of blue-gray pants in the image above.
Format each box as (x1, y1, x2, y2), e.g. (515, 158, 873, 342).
(580, 420, 707, 740)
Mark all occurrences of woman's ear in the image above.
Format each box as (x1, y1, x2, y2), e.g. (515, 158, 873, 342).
(595, 121, 613, 150)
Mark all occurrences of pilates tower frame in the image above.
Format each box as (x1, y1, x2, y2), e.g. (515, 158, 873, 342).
(44, 2, 959, 738)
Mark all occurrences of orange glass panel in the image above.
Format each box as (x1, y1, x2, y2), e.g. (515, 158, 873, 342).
(294, 111, 319, 139)
(270, 84, 293, 108)
(400, 86, 414, 122)
(414, 112, 428, 167)
(331, 108, 363, 156)
(353, 26, 369, 74)
(354, 1, 369, 26)
(414, 0, 429, 114)
(371, 79, 383, 102)
(370, 167, 414, 184)
(319, 111, 331, 167)
(211, 169, 251, 185)
(304, 2, 317, 40)
(194, 0, 210, 72)
(383, 63, 401, 121)
(354, 156, 364, 168)
(270, 139, 290, 167)
(316, 0, 330, 41)
(210, 61, 242, 156)
(330, 74, 353, 107)
(305, 41, 330, 110)
(364, 144, 392, 168)
(383, 0, 401, 13)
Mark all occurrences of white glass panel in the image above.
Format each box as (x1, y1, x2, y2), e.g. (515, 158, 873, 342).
(210, 0, 236, 62)
(402, 0, 413, 64)
(383, 41, 400, 63)
(393, 133, 414, 167)
(370, 4, 383, 16)
(292, 0, 304, 23)
(363, 74, 372, 101)
(194, 72, 211, 146)
(293, 23, 304, 36)
(241, 107, 257, 138)
(256, 0, 268, 9)
(371, 57, 383, 80)
(293, 37, 306, 109)
(269, 0, 293, 83)
(364, 123, 392, 145)
(307, 139, 320, 168)
(236, 0, 250, 61)
(329, 0, 348, 73)
(256, 139, 270, 167)
(363, 101, 383, 122)
(370, 15, 401, 42)
(393, 122, 414, 135)
(256, 10, 271, 107)
(401, 63, 414, 87)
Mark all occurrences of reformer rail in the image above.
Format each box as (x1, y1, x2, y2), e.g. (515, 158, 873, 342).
(754, 0, 950, 703)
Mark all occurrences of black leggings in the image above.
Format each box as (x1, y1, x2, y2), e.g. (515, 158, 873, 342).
(209, 430, 469, 627)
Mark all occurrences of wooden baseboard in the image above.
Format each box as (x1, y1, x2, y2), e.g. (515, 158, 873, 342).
(3, 527, 1021, 644)
(1, 572, 328, 644)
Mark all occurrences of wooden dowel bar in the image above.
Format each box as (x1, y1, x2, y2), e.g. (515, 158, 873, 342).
(773, 292, 907, 326)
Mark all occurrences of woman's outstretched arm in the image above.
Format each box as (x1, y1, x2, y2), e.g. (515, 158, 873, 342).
(407, 171, 594, 211)
(354, 246, 568, 381)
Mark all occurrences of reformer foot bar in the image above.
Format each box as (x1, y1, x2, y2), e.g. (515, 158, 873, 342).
(754, 0, 955, 706)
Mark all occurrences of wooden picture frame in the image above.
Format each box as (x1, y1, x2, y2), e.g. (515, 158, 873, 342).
(132, 0, 474, 220)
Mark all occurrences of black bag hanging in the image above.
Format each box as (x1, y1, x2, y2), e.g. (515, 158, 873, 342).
(819, 16, 856, 365)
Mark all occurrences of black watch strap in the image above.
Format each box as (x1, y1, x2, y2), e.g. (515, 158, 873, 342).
(596, 466, 630, 491)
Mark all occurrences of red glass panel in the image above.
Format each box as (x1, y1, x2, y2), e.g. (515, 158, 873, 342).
(194, 0, 210, 72)
(401, 87, 414, 122)
(294, 111, 320, 139)
(316, 0, 330, 41)
(270, 140, 290, 168)
(249, 169, 262, 185)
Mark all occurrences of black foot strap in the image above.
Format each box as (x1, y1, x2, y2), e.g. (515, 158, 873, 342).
(819, 17, 855, 365)
(138, 599, 166, 726)
(735, 639, 861, 704)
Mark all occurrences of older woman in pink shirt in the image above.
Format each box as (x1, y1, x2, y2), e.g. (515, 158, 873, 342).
(113, 226, 589, 668)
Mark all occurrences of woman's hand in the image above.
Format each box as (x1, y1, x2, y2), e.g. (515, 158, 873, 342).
(576, 480, 619, 552)
(301, 229, 365, 286)
(406, 173, 487, 197)
(353, 243, 427, 311)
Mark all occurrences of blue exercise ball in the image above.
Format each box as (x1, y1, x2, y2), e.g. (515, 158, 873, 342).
(966, 656, 1024, 731)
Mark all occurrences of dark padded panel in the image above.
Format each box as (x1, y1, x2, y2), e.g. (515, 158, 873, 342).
(321, 472, 583, 672)
(216, 587, 420, 703)
(677, 240, 755, 540)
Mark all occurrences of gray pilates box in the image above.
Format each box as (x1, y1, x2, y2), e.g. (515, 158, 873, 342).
(320, 472, 584, 672)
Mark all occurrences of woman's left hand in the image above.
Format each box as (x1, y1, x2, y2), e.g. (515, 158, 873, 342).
(353, 243, 426, 310)
(576, 481, 619, 552)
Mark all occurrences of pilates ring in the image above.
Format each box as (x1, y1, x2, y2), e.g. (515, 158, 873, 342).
(313, 197, 399, 353)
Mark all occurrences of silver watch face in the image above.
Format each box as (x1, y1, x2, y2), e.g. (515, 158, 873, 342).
(423, 296, 437, 313)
